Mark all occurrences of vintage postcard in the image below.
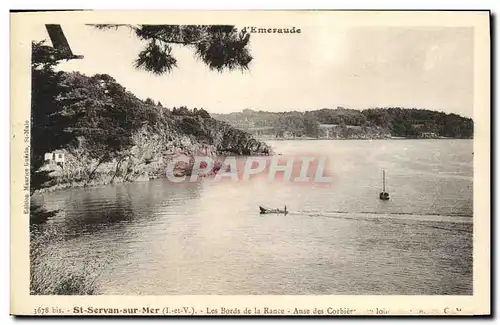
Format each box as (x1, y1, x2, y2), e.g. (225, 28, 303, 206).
(10, 10, 490, 316)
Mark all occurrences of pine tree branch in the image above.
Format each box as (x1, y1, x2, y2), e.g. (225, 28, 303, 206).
(89, 24, 202, 45)
(89, 24, 252, 73)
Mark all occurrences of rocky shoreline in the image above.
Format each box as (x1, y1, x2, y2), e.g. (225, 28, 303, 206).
(35, 123, 273, 194)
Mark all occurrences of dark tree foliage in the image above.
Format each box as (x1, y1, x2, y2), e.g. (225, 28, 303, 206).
(196, 108, 211, 119)
(304, 107, 368, 126)
(303, 116, 321, 138)
(56, 72, 157, 164)
(91, 24, 252, 74)
(31, 41, 160, 194)
(31, 41, 69, 193)
(30, 41, 72, 225)
(172, 106, 211, 118)
(177, 116, 210, 140)
(271, 113, 320, 138)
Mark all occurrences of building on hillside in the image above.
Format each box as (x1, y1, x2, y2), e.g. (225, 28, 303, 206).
(44, 150, 65, 167)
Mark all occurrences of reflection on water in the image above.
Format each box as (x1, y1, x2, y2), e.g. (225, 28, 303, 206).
(32, 140, 473, 295)
(34, 181, 203, 239)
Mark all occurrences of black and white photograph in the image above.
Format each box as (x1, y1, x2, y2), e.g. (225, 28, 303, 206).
(10, 10, 490, 316)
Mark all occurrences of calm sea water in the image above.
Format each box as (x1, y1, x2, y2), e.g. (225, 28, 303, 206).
(33, 140, 473, 295)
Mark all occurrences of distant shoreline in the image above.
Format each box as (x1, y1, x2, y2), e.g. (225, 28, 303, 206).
(213, 108, 473, 140)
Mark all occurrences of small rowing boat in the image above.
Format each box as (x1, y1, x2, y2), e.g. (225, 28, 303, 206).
(259, 206, 288, 214)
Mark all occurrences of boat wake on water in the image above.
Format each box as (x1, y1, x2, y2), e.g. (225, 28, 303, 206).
(259, 209, 471, 233)
(258, 208, 471, 219)
(315, 210, 472, 218)
(288, 210, 472, 232)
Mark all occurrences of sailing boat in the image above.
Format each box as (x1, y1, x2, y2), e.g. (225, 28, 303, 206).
(379, 169, 390, 200)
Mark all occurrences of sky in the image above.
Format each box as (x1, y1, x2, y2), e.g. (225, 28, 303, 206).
(32, 24, 474, 118)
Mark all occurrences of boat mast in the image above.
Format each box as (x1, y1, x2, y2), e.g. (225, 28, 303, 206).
(383, 170, 386, 192)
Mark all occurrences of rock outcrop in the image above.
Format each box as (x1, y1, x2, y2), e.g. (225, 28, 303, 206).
(38, 116, 273, 193)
